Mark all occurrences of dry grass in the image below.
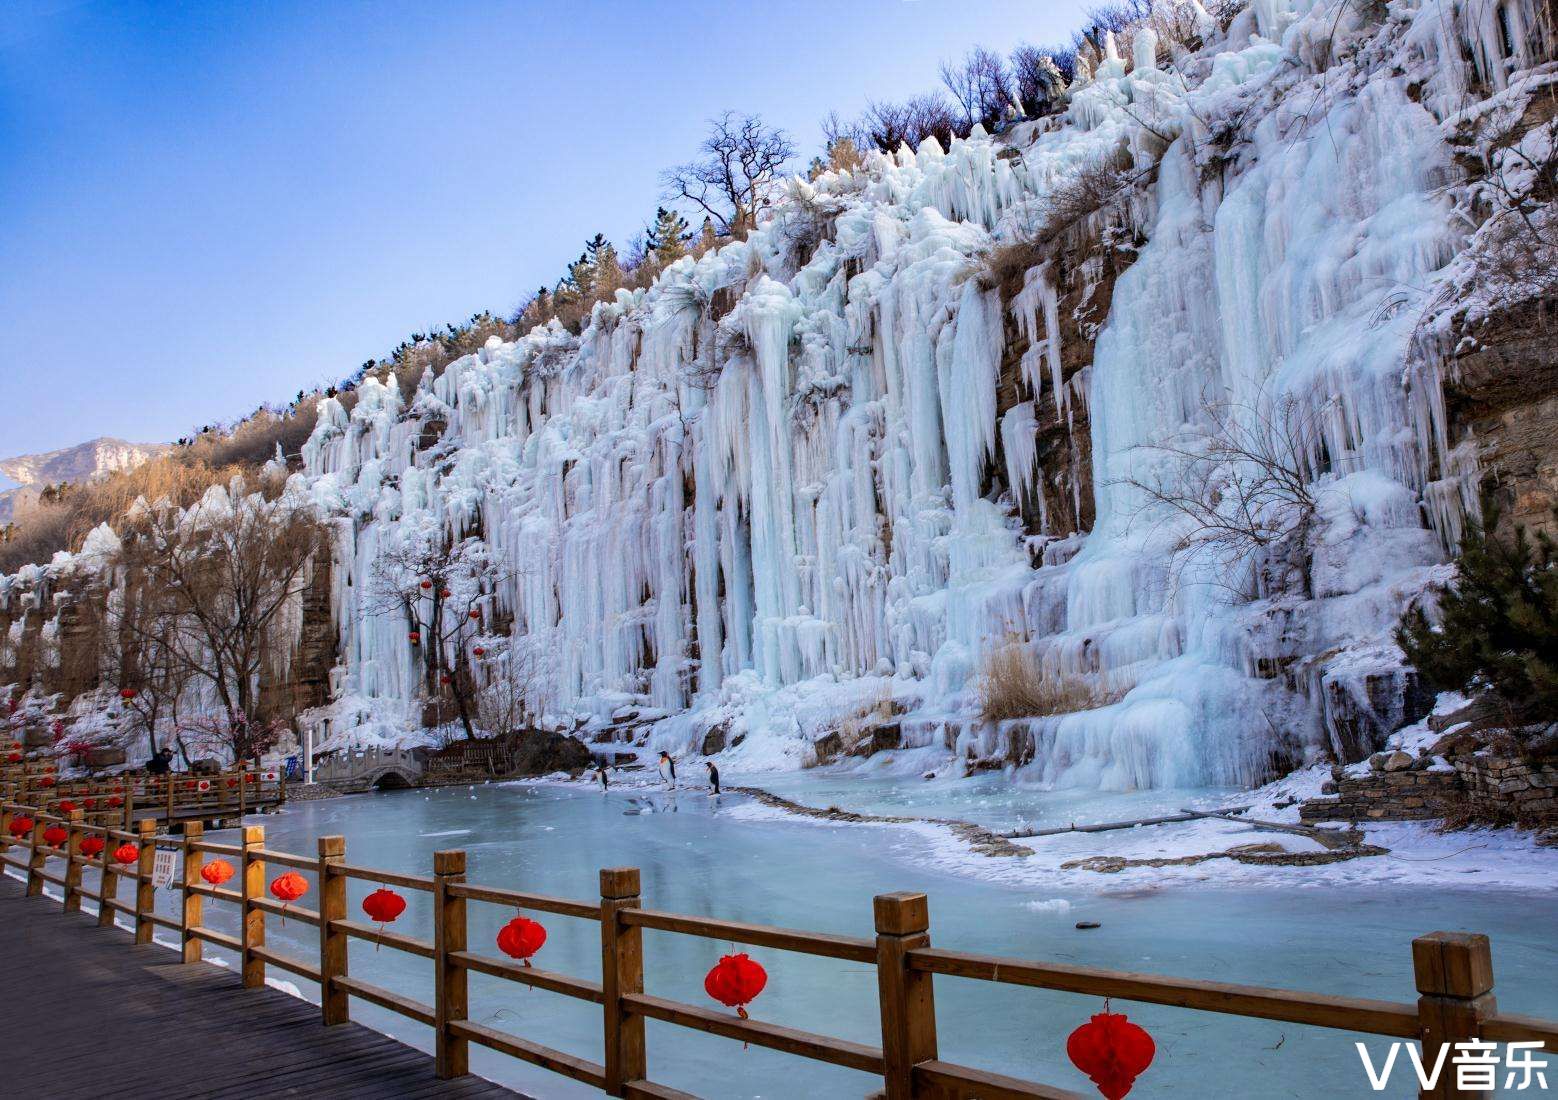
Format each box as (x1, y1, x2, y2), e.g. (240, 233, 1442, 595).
(976, 641, 1124, 721)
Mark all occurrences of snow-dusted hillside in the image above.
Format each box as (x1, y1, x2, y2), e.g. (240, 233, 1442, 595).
(0, 437, 168, 522)
(7, 0, 1557, 790)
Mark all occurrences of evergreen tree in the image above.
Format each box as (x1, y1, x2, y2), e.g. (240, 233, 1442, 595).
(1397, 507, 1558, 751)
(567, 252, 595, 300)
(590, 234, 623, 299)
(646, 207, 690, 264)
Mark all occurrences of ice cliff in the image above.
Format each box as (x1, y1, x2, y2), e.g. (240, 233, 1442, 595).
(9, 0, 1558, 790)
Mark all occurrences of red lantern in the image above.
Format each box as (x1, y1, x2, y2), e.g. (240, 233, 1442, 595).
(107, 795, 124, 808)
(472, 646, 485, 657)
(246, 773, 258, 783)
(113, 843, 139, 864)
(58, 800, 77, 813)
(6, 752, 19, 763)
(1066, 1010, 1156, 1100)
(270, 871, 308, 903)
(409, 632, 421, 644)
(201, 859, 235, 886)
(439, 589, 451, 599)
(420, 580, 433, 589)
(226, 777, 238, 788)
(8, 816, 34, 837)
(43, 824, 68, 847)
(363, 887, 406, 928)
(439, 674, 452, 686)
(704, 953, 767, 1019)
(468, 610, 481, 620)
(119, 688, 138, 700)
(84, 798, 97, 809)
(38, 776, 55, 788)
(496, 915, 546, 967)
(81, 836, 105, 858)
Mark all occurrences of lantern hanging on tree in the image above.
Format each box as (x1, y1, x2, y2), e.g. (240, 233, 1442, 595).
(472, 646, 485, 657)
(201, 859, 235, 886)
(704, 953, 767, 1020)
(468, 610, 481, 620)
(439, 589, 451, 599)
(420, 580, 433, 590)
(409, 632, 421, 645)
(8, 816, 34, 838)
(119, 688, 138, 700)
(43, 824, 67, 847)
(496, 915, 546, 967)
(113, 843, 139, 864)
(81, 836, 105, 858)
(1066, 1007, 1156, 1100)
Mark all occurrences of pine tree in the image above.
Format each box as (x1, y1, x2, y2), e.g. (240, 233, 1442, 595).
(646, 207, 689, 265)
(1397, 507, 1558, 752)
(590, 234, 623, 299)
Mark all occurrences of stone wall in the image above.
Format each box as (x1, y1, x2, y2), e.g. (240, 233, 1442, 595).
(1301, 751, 1558, 826)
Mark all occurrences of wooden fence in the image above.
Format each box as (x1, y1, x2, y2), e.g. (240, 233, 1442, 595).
(0, 760, 284, 826)
(1, 799, 1554, 1099)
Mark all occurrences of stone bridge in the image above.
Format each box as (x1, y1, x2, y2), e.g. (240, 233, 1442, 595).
(314, 746, 426, 791)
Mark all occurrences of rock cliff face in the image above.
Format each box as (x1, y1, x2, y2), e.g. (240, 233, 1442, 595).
(3, 0, 1557, 789)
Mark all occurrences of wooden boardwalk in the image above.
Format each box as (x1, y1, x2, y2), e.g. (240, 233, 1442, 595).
(0, 876, 520, 1099)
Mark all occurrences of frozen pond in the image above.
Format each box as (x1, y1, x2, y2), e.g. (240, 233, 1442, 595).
(130, 783, 1554, 1098)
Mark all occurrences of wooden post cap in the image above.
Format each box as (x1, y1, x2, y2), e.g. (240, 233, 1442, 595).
(874, 892, 930, 935)
(241, 825, 265, 844)
(185, 820, 203, 837)
(68, 808, 83, 823)
(138, 818, 158, 836)
(434, 849, 466, 875)
(318, 835, 345, 856)
(600, 867, 641, 898)
(1413, 932, 1493, 997)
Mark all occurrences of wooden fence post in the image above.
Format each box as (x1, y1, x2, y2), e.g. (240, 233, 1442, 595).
(63, 808, 85, 912)
(98, 822, 121, 929)
(1414, 932, 1496, 1100)
(319, 835, 349, 1026)
(182, 822, 204, 963)
(240, 824, 266, 987)
(875, 891, 938, 1100)
(25, 814, 46, 896)
(600, 866, 646, 1097)
(134, 819, 156, 944)
(433, 849, 469, 1078)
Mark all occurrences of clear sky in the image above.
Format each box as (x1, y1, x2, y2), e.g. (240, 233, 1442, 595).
(0, 0, 1090, 457)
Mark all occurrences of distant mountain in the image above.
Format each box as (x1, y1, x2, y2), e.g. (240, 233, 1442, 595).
(0, 437, 168, 522)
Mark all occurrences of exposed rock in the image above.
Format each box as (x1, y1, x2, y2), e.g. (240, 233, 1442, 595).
(1382, 750, 1414, 772)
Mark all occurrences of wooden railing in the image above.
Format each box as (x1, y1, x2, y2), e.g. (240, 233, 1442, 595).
(0, 763, 284, 827)
(1, 802, 1553, 1099)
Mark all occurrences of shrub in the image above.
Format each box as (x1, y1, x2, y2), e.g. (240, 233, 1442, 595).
(1397, 509, 1558, 755)
(976, 641, 1124, 721)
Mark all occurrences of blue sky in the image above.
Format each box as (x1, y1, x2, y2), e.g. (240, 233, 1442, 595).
(0, 0, 1089, 457)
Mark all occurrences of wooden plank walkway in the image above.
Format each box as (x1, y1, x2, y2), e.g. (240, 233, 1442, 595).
(0, 876, 522, 1099)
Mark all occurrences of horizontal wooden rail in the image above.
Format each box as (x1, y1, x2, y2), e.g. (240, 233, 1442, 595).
(333, 917, 435, 958)
(251, 847, 317, 870)
(451, 949, 606, 1003)
(1483, 1012, 1558, 1046)
(623, 907, 878, 963)
(335, 975, 436, 1026)
(250, 896, 321, 925)
(913, 1060, 1083, 1100)
(906, 947, 1422, 1037)
(189, 926, 243, 952)
(448, 881, 599, 920)
(339, 863, 435, 891)
(249, 944, 322, 983)
(625, 992, 886, 1074)
(449, 1019, 608, 1090)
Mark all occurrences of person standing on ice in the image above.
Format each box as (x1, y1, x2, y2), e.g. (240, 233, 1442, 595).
(595, 763, 609, 791)
(705, 760, 721, 796)
(657, 750, 677, 789)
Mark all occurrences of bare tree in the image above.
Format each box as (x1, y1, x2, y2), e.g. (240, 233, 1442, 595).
(474, 635, 554, 737)
(939, 46, 1015, 132)
(660, 111, 796, 237)
(858, 94, 960, 153)
(104, 585, 196, 762)
(1116, 393, 1327, 598)
(117, 491, 325, 762)
(371, 534, 505, 740)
